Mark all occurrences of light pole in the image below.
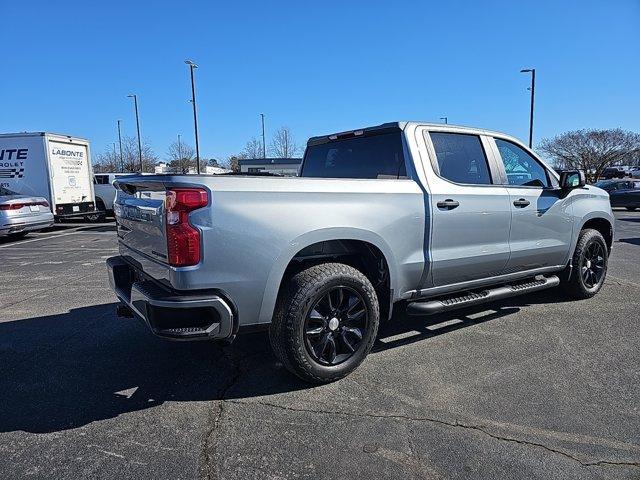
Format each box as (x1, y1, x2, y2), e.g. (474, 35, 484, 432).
(127, 94, 143, 171)
(520, 68, 536, 148)
(260, 113, 266, 158)
(440, 117, 448, 124)
(177, 134, 183, 173)
(185, 60, 201, 174)
(117, 120, 124, 172)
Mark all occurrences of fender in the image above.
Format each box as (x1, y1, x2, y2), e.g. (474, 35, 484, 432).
(256, 227, 399, 324)
(575, 210, 614, 246)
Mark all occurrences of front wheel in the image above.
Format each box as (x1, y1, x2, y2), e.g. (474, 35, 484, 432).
(8, 232, 28, 240)
(562, 228, 608, 299)
(270, 263, 379, 384)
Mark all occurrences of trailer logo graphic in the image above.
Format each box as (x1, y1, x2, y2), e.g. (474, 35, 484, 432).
(0, 167, 25, 179)
(0, 148, 27, 178)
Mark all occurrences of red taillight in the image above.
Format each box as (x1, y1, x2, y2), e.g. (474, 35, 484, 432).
(165, 188, 208, 267)
(0, 203, 21, 210)
(0, 201, 49, 210)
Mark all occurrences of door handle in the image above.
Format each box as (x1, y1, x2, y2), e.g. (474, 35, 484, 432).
(437, 199, 460, 210)
(513, 198, 530, 208)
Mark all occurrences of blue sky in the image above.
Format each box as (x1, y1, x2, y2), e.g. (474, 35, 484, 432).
(1, 0, 639, 162)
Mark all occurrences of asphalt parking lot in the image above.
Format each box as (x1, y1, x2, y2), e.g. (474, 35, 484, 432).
(0, 212, 638, 480)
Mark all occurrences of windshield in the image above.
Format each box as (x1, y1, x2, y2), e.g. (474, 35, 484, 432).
(0, 186, 17, 196)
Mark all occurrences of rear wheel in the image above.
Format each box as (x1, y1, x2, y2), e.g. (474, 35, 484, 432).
(270, 263, 379, 383)
(562, 229, 608, 299)
(8, 232, 28, 240)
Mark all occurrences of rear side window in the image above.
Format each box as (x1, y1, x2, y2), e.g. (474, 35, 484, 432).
(494, 138, 550, 187)
(301, 132, 407, 179)
(95, 175, 109, 185)
(428, 132, 492, 185)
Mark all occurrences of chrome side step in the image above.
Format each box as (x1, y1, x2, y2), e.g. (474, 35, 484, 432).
(407, 275, 560, 316)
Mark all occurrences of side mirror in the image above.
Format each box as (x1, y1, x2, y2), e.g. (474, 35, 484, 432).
(559, 170, 586, 190)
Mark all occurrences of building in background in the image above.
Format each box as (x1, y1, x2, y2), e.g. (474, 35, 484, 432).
(238, 158, 302, 176)
(205, 165, 230, 174)
(155, 162, 170, 174)
(154, 162, 230, 175)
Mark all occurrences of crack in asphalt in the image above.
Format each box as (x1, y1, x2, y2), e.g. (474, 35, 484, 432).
(200, 348, 245, 480)
(225, 399, 640, 470)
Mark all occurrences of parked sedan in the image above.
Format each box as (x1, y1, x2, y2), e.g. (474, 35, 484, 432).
(595, 179, 640, 211)
(0, 187, 54, 238)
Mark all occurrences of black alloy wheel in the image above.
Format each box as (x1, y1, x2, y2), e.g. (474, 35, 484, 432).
(580, 241, 605, 289)
(303, 286, 368, 366)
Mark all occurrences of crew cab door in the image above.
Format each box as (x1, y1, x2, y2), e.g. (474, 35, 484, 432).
(420, 129, 512, 287)
(490, 137, 573, 271)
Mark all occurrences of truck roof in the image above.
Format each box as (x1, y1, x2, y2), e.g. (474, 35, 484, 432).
(307, 121, 522, 147)
(0, 132, 90, 142)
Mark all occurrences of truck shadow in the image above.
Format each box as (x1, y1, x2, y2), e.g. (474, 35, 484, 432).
(619, 238, 640, 246)
(373, 288, 570, 353)
(0, 288, 570, 434)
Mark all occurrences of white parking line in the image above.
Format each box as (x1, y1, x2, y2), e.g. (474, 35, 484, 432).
(0, 229, 85, 249)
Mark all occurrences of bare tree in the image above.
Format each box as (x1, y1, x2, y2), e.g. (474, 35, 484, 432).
(167, 140, 195, 174)
(539, 129, 640, 181)
(93, 148, 119, 173)
(269, 127, 300, 158)
(94, 136, 157, 173)
(222, 154, 245, 172)
(241, 137, 264, 159)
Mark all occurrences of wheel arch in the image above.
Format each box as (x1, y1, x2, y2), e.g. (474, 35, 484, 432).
(257, 228, 398, 324)
(581, 216, 613, 252)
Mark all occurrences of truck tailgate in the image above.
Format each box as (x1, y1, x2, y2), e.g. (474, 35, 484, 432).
(114, 180, 168, 264)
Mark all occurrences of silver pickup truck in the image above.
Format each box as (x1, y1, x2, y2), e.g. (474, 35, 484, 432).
(107, 122, 614, 383)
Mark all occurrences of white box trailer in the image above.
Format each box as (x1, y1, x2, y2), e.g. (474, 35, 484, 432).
(0, 132, 96, 219)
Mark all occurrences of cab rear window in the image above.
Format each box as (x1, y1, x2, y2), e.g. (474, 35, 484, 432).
(301, 132, 407, 179)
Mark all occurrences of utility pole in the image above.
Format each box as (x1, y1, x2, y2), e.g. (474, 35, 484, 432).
(127, 94, 143, 171)
(117, 120, 124, 172)
(177, 134, 183, 173)
(520, 68, 536, 148)
(284, 129, 289, 157)
(440, 117, 448, 124)
(260, 113, 266, 158)
(185, 60, 201, 174)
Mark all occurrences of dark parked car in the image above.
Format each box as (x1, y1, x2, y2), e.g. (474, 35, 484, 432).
(600, 167, 626, 179)
(595, 179, 640, 211)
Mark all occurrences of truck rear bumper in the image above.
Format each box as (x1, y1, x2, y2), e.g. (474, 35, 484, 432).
(106, 256, 235, 340)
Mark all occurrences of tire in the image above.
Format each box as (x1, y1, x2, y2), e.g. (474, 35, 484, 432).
(8, 232, 28, 240)
(625, 207, 637, 212)
(270, 263, 380, 384)
(562, 228, 608, 299)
